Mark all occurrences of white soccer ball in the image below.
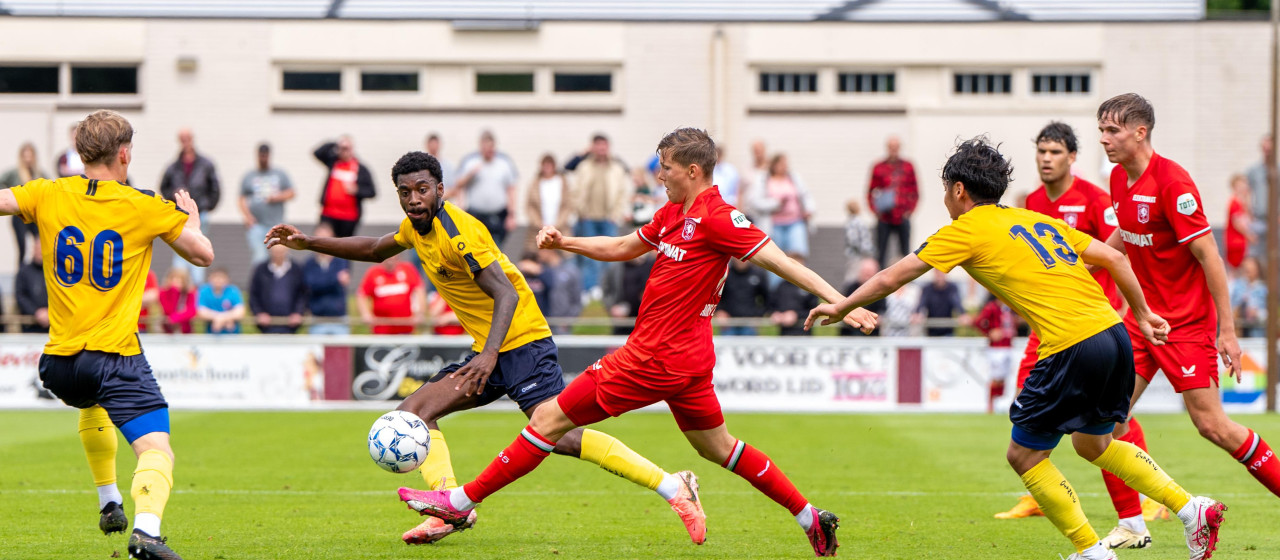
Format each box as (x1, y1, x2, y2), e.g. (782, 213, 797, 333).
(367, 410, 431, 473)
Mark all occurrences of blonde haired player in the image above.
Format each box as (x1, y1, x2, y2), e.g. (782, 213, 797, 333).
(807, 137, 1226, 560)
(0, 110, 214, 560)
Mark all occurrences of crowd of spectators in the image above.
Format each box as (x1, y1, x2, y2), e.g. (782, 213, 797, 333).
(0, 127, 1273, 338)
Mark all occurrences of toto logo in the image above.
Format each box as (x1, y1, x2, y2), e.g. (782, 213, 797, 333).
(352, 346, 449, 401)
(830, 371, 888, 402)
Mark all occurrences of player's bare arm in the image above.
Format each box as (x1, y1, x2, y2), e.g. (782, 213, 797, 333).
(449, 263, 519, 396)
(537, 225, 651, 262)
(1103, 228, 1126, 255)
(0, 188, 17, 215)
(168, 190, 215, 267)
(264, 224, 405, 262)
(1187, 234, 1244, 381)
(1078, 238, 1168, 345)
(805, 253, 930, 331)
(748, 241, 876, 333)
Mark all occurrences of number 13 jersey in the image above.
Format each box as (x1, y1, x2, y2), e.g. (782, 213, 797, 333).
(914, 204, 1118, 359)
(12, 176, 188, 356)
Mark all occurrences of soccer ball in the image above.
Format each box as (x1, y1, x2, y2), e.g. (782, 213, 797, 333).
(367, 410, 431, 473)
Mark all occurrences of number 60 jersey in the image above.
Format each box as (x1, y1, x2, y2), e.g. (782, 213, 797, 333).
(12, 176, 188, 356)
(914, 204, 1119, 360)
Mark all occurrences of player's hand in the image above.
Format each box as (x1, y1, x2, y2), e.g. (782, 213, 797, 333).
(841, 307, 878, 334)
(173, 189, 200, 215)
(450, 350, 498, 397)
(1218, 331, 1244, 383)
(536, 226, 564, 250)
(264, 224, 310, 250)
(1135, 312, 1170, 346)
(804, 303, 844, 331)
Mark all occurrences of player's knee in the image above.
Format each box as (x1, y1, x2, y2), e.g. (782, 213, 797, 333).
(528, 403, 575, 442)
(1193, 415, 1233, 447)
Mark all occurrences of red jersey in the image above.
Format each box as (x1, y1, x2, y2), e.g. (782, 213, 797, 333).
(1225, 197, 1247, 268)
(1024, 176, 1122, 309)
(322, 159, 360, 221)
(137, 271, 158, 332)
(360, 261, 422, 335)
(1110, 153, 1216, 337)
(974, 298, 1015, 348)
(627, 187, 769, 375)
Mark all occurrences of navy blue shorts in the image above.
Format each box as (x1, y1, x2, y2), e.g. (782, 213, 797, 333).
(431, 337, 565, 411)
(38, 351, 169, 429)
(1010, 323, 1133, 450)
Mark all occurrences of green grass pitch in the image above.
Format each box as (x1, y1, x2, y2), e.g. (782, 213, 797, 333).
(2, 410, 1278, 559)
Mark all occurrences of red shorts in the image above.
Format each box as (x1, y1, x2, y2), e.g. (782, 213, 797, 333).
(1126, 321, 1219, 393)
(557, 351, 725, 433)
(1015, 333, 1041, 389)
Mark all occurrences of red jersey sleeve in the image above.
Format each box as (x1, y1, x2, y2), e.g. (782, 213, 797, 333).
(1162, 177, 1212, 245)
(636, 203, 670, 250)
(705, 206, 770, 260)
(1086, 191, 1118, 242)
(359, 270, 377, 297)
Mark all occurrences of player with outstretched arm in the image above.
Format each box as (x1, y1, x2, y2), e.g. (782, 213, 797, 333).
(397, 128, 877, 557)
(265, 151, 705, 545)
(806, 137, 1225, 560)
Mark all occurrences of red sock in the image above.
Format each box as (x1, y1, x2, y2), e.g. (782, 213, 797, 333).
(722, 440, 808, 516)
(1101, 417, 1146, 519)
(1231, 430, 1280, 498)
(462, 426, 555, 503)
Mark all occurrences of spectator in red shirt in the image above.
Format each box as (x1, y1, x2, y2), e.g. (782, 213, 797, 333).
(867, 135, 919, 268)
(1225, 173, 1254, 270)
(315, 136, 376, 237)
(358, 253, 425, 335)
(158, 267, 199, 334)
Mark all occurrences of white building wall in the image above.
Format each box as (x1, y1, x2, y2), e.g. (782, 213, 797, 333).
(0, 18, 1271, 277)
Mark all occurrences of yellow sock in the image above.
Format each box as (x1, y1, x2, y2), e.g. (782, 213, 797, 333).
(1090, 440, 1192, 513)
(131, 449, 173, 520)
(579, 429, 665, 491)
(1021, 459, 1098, 553)
(419, 429, 457, 490)
(78, 406, 117, 487)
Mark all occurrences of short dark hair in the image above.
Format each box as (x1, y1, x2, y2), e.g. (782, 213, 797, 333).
(1035, 121, 1077, 153)
(941, 136, 1013, 204)
(656, 127, 717, 177)
(426, 133, 440, 143)
(1097, 93, 1155, 132)
(592, 133, 608, 143)
(257, 142, 271, 153)
(391, 151, 443, 185)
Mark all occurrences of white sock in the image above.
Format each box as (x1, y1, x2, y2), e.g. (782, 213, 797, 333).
(97, 484, 123, 510)
(656, 473, 681, 501)
(134, 513, 161, 537)
(1081, 542, 1111, 560)
(449, 487, 477, 511)
(795, 503, 815, 530)
(1118, 514, 1147, 534)
(1176, 498, 1199, 525)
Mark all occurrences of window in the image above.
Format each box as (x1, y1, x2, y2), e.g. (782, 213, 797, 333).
(953, 73, 1011, 95)
(70, 66, 137, 94)
(839, 72, 895, 93)
(282, 70, 341, 91)
(1032, 73, 1091, 94)
(553, 72, 612, 93)
(0, 66, 59, 94)
(361, 72, 419, 92)
(476, 72, 534, 93)
(759, 72, 818, 93)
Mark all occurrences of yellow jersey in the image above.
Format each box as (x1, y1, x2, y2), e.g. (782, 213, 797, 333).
(394, 202, 552, 352)
(915, 204, 1119, 358)
(12, 176, 188, 356)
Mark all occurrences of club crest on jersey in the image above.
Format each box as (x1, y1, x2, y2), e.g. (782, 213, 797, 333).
(682, 217, 699, 240)
(1064, 213, 1078, 227)
(1137, 203, 1150, 224)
